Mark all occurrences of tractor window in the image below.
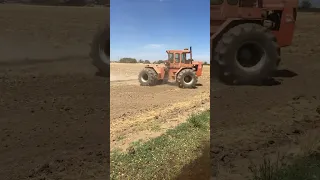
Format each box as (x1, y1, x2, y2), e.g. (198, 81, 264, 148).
(175, 53, 180, 63)
(168, 53, 174, 63)
(181, 53, 186, 63)
(211, 0, 223, 5)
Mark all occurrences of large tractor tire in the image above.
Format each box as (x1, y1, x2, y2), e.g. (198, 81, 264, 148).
(213, 23, 280, 85)
(176, 69, 198, 88)
(138, 68, 158, 86)
(90, 26, 110, 77)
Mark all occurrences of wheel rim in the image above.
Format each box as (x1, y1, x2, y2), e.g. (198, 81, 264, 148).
(183, 75, 193, 85)
(141, 73, 149, 82)
(236, 41, 266, 68)
(99, 40, 110, 64)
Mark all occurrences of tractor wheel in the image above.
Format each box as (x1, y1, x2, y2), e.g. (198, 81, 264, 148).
(176, 69, 198, 88)
(138, 68, 158, 86)
(213, 23, 280, 85)
(90, 26, 110, 77)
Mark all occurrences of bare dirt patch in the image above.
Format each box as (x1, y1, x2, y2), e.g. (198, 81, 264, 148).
(110, 63, 142, 82)
(110, 63, 210, 150)
(0, 5, 109, 180)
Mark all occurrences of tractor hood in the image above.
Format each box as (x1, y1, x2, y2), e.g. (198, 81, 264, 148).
(192, 61, 203, 65)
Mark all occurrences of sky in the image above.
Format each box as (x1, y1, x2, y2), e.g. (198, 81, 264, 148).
(110, 0, 210, 62)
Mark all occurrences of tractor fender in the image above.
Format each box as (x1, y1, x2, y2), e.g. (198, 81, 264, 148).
(212, 18, 261, 41)
(211, 18, 241, 42)
(144, 65, 165, 79)
(211, 18, 261, 61)
(192, 61, 203, 77)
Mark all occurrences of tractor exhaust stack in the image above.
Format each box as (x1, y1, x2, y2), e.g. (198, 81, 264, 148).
(190, 46, 192, 60)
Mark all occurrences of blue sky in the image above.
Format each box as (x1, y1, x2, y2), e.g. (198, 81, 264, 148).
(110, 0, 210, 62)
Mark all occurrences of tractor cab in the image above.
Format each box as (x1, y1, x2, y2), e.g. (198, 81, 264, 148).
(166, 47, 194, 69)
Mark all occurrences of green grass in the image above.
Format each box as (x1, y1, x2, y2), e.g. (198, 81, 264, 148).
(110, 110, 210, 180)
(250, 153, 320, 180)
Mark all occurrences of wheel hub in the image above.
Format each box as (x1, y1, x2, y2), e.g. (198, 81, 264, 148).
(141, 74, 148, 82)
(184, 76, 192, 84)
(236, 42, 265, 68)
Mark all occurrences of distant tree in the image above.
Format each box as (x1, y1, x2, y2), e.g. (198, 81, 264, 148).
(119, 57, 137, 63)
(29, 0, 58, 5)
(144, 60, 151, 64)
(96, 0, 109, 5)
(204, 61, 208, 65)
(300, 0, 312, 8)
(61, 0, 88, 6)
(155, 60, 165, 64)
(138, 59, 144, 63)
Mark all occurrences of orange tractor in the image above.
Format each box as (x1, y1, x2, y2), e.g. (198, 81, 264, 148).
(211, 0, 298, 85)
(138, 47, 203, 88)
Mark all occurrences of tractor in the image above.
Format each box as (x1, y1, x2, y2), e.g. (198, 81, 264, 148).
(211, 0, 298, 85)
(138, 47, 203, 88)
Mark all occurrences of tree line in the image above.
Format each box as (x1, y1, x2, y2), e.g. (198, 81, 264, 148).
(300, 0, 313, 9)
(116, 57, 209, 65)
(116, 58, 164, 64)
(298, 0, 320, 12)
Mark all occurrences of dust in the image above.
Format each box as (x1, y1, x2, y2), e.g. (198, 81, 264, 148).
(110, 73, 137, 82)
(110, 63, 144, 82)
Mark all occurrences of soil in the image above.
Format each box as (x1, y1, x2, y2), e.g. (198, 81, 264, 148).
(210, 12, 320, 180)
(110, 63, 210, 150)
(0, 4, 109, 180)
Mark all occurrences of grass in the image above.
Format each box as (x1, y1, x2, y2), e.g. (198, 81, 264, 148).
(110, 110, 210, 180)
(250, 153, 320, 180)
